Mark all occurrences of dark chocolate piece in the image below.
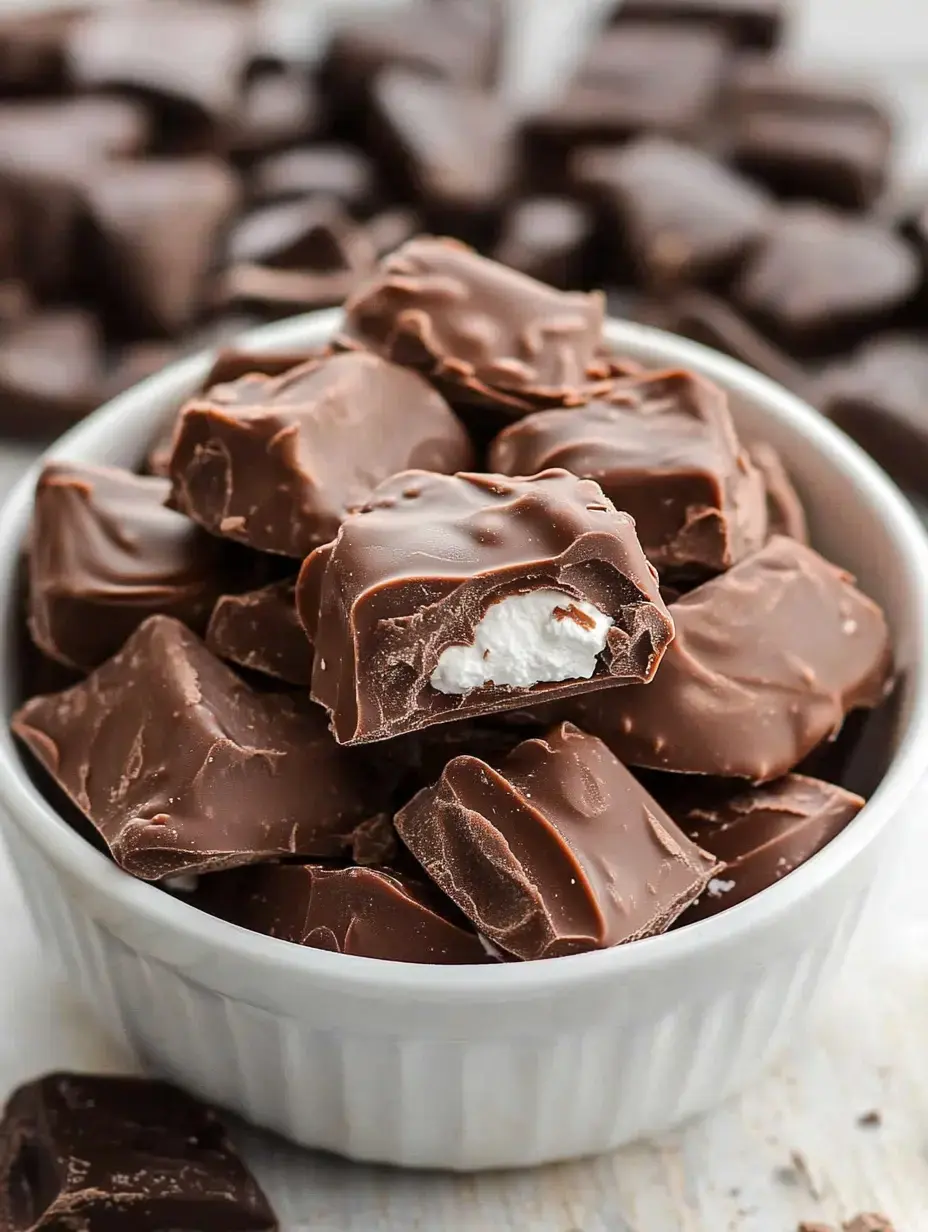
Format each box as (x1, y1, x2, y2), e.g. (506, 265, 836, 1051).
(566, 535, 892, 781)
(572, 138, 773, 288)
(610, 0, 787, 50)
(170, 350, 473, 557)
(338, 237, 609, 420)
(395, 722, 717, 958)
(734, 207, 920, 357)
(0, 1072, 277, 1231)
(230, 68, 321, 161)
(12, 616, 383, 878)
(213, 864, 489, 963)
(492, 197, 595, 289)
(299, 468, 674, 745)
(0, 310, 106, 439)
(207, 578, 312, 685)
(489, 367, 768, 576)
(29, 463, 232, 672)
(747, 441, 808, 542)
(668, 774, 862, 923)
(250, 144, 376, 209)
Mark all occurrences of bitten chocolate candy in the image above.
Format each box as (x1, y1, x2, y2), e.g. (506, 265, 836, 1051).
(490, 367, 768, 576)
(12, 616, 383, 879)
(207, 578, 312, 685)
(299, 469, 674, 745)
(395, 722, 717, 959)
(211, 864, 489, 964)
(610, 0, 788, 50)
(566, 536, 892, 781)
(170, 350, 473, 557)
(747, 441, 808, 542)
(668, 774, 863, 922)
(0, 1073, 277, 1232)
(338, 237, 609, 420)
(29, 463, 231, 672)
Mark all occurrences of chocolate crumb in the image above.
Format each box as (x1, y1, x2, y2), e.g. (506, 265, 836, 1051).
(857, 1109, 882, 1128)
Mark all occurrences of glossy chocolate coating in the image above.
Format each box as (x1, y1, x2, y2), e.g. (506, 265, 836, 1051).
(338, 237, 609, 419)
(299, 468, 674, 745)
(170, 349, 473, 557)
(395, 722, 717, 959)
(490, 367, 768, 576)
(12, 616, 383, 879)
(747, 441, 808, 542)
(610, 0, 787, 49)
(29, 463, 231, 671)
(669, 774, 863, 923)
(207, 577, 312, 686)
(492, 197, 595, 290)
(0, 311, 107, 439)
(0, 1072, 277, 1231)
(566, 536, 892, 781)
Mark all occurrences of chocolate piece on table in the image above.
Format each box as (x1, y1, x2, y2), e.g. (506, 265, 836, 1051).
(734, 208, 920, 357)
(368, 69, 515, 243)
(250, 144, 376, 209)
(0, 1072, 277, 1232)
(566, 535, 892, 781)
(170, 350, 473, 558)
(396, 722, 717, 959)
(0, 310, 106, 439)
(747, 441, 808, 542)
(492, 197, 595, 289)
(230, 68, 321, 161)
(213, 863, 489, 963)
(490, 367, 768, 577)
(29, 463, 232, 672)
(299, 469, 674, 745)
(84, 158, 240, 339)
(338, 237, 609, 422)
(207, 578, 312, 685)
(572, 138, 772, 289)
(610, 0, 788, 50)
(668, 774, 863, 924)
(13, 616, 382, 879)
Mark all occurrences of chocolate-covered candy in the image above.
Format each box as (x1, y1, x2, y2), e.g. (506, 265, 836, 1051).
(669, 774, 863, 923)
(0, 310, 107, 439)
(230, 68, 321, 161)
(610, 0, 788, 50)
(747, 441, 808, 542)
(29, 463, 232, 672)
(489, 367, 768, 576)
(170, 350, 473, 557)
(12, 616, 383, 879)
(734, 207, 920, 357)
(207, 578, 312, 686)
(299, 469, 674, 745)
(0, 1072, 277, 1232)
(573, 138, 773, 289)
(250, 144, 376, 209)
(566, 536, 892, 781)
(395, 722, 717, 959)
(492, 197, 595, 289)
(338, 237, 609, 420)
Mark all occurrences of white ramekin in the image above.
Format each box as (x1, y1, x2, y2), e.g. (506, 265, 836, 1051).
(2, 313, 927, 1171)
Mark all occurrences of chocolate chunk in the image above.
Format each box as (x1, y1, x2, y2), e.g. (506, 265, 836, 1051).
(668, 774, 862, 923)
(0, 1072, 277, 1231)
(490, 367, 768, 576)
(84, 158, 240, 339)
(29, 463, 233, 672)
(207, 578, 312, 685)
(249, 144, 376, 209)
(368, 70, 515, 243)
(572, 138, 773, 289)
(170, 350, 473, 557)
(395, 722, 717, 958)
(338, 237, 609, 421)
(734, 208, 920, 357)
(12, 616, 383, 879)
(209, 864, 489, 963)
(230, 68, 321, 161)
(610, 0, 788, 50)
(492, 197, 595, 289)
(566, 536, 891, 780)
(746, 441, 808, 542)
(350, 813, 402, 867)
(299, 469, 674, 745)
(0, 310, 106, 439)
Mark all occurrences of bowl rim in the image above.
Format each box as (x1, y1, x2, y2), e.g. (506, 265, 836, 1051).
(2, 310, 928, 1001)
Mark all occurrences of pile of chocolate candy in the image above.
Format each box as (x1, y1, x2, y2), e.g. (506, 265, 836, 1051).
(12, 236, 895, 964)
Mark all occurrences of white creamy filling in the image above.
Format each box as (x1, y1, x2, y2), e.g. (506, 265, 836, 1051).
(430, 589, 613, 695)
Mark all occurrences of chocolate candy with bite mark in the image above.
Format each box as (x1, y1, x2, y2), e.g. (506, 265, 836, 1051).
(170, 350, 473, 557)
(299, 468, 674, 745)
(0, 1072, 277, 1232)
(250, 144, 376, 209)
(610, 0, 787, 50)
(230, 68, 322, 162)
(490, 367, 768, 576)
(395, 722, 718, 959)
(747, 441, 808, 542)
(493, 197, 595, 289)
(0, 310, 107, 439)
(207, 578, 312, 685)
(734, 207, 920, 358)
(669, 774, 863, 923)
(565, 536, 892, 781)
(12, 616, 383, 879)
(338, 237, 609, 422)
(29, 463, 232, 672)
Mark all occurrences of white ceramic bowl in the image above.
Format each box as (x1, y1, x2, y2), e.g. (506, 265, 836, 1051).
(2, 312, 927, 1171)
